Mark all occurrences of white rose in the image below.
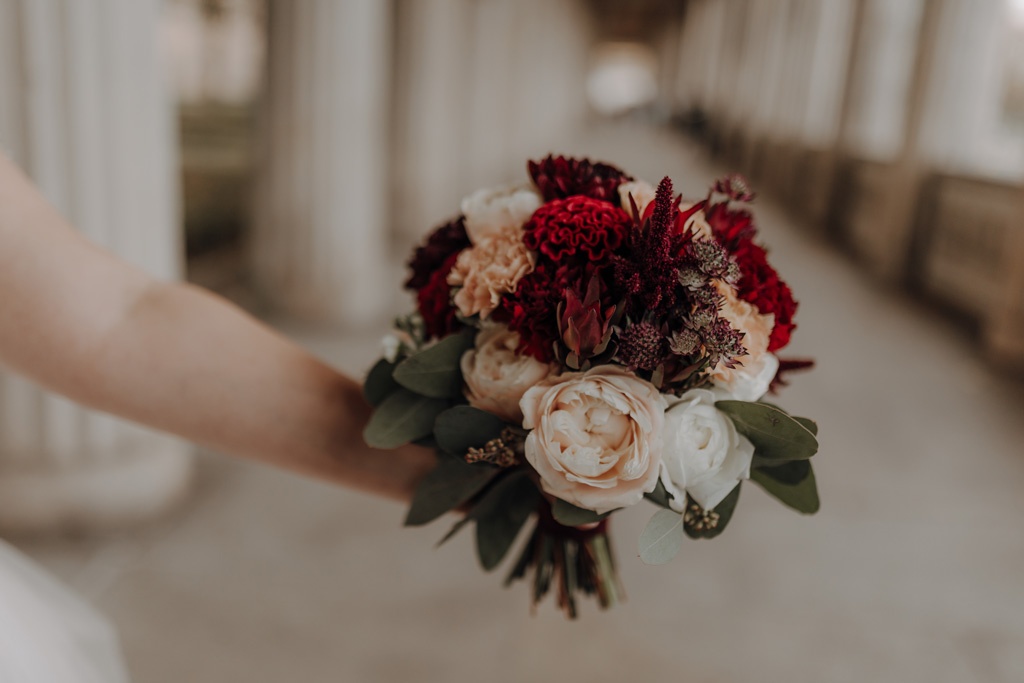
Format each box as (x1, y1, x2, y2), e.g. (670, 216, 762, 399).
(461, 184, 542, 244)
(618, 180, 656, 217)
(710, 282, 778, 401)
(460, 324, 553, 423)
(661, 389, 755, 511)
(520, 366, 665, 514)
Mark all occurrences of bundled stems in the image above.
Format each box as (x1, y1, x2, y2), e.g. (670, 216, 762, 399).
(505, 500, 622, 619)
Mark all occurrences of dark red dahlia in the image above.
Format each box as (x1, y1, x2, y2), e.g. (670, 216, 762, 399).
(528, 155, 633, 203)
(705, 200, 798, 351)
(523, 196, 631, 264)
(405, 216, 471, 291)
(416, 251, 463, 340)
(732, 240, 797, 352)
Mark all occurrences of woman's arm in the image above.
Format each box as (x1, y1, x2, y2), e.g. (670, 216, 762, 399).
(0, 154, 433, 501)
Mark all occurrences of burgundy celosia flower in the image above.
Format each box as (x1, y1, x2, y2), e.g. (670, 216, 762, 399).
(405, 216, 471, 291)
(523, 196, 631, 264)
(528, 155, 633, 203)
(416, 251, 463, 340)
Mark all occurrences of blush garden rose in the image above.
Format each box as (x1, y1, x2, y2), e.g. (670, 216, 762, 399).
(461, 324, 553, 423)
(520, 366, 665, 514)
(461, 184, 542, 244)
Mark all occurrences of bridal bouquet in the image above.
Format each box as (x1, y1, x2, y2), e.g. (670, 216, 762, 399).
(364, 156, 819, 617)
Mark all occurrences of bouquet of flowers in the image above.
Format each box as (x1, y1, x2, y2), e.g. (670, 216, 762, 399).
(364, 155, 819, 618)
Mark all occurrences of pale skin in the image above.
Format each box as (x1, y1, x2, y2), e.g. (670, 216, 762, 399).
(0, 154, 434, 501)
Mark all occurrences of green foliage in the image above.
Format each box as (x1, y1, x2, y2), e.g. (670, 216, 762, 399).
(751, 460, 820, 514)
(392, 331, 475, 398)
(363, 358, 400, 407)
(793, 416, 818, 436)
(550, 499, 610, 526)
(644, 479, 676, 510)
(716, 400, 818, 461)
(433, 406, 508, 456)
(684, 484, 741, 539)
(473, 472, 541, 571)
(404, 457, 500, 526)
(639, 509, 684, 565)
(362, 389, 448, 449)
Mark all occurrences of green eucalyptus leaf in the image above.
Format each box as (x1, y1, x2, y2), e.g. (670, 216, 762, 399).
(437, 515, 473, 547)
(404, 458, 500, 527)
(716, 400, 818, 461)
(751, 460, 820, 514)
(474, 472, 541, 571)
(434, 405, 508, 456)
(644, 479, 676, 510)
(364, 358, 400, 406)
(638, 509, 684, 565)
(684, 484, 741, 539)
(550, 499, 610, 527)
(793, 416, 818, 436)
(392, 331, 475, 398)
(362, 389, 448, 449)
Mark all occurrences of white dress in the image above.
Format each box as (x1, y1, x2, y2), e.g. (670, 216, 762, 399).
(0, 540, 130, 683)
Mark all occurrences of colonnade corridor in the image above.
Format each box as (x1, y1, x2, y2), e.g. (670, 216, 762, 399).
(18, 123, 1024, 683)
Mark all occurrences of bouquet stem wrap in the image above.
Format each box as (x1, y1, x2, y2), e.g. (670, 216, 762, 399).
(506, 501, 621, 619)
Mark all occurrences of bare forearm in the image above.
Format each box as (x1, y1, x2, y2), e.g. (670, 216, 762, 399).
(0, 154, 433, 501)
(77, 282, 434, 499)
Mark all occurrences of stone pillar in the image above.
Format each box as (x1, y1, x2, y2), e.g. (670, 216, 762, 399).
(251, 0, 391, 326)
(0, 0, 192, 534)
(391, 0, 590, 249)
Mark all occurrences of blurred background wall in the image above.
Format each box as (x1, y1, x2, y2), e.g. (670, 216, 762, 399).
(0, 0, 1022, 605)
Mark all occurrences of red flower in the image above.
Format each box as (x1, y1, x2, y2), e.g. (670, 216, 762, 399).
(613, 177, 687, 314)
(707, 202, 797, 352)
(523, 196, 631, 264)
(528, 155, 632, 203)
(416, 252, 463, 340)
(405, 217, 471, 291)
(733, 240, 797, 352)
(558, 274, 616, 361)
(497, 262, 583, 362)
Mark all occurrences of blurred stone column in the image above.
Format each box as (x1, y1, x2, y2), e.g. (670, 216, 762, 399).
(0, 0, 192, 533)
(252, 0, 391, 326)
(391, 0, 590, 249)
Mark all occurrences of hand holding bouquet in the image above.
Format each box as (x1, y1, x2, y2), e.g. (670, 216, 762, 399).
(364, 156, 819, 618)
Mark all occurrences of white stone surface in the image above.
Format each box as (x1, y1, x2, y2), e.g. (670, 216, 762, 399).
(15, 124, 1024, 682)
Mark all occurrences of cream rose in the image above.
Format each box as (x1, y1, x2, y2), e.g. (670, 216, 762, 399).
(461, 184, 542, 244)
(520, 366, 665, 514)
(661, 389, 755, 511)
(710, 282, 778, 401)
(461, 324, 553, 423)
(618, 180, 656, 217)
(447, 225, 535, 319)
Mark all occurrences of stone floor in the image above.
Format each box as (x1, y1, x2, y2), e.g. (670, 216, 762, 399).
(15, 124, 1024, 682)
